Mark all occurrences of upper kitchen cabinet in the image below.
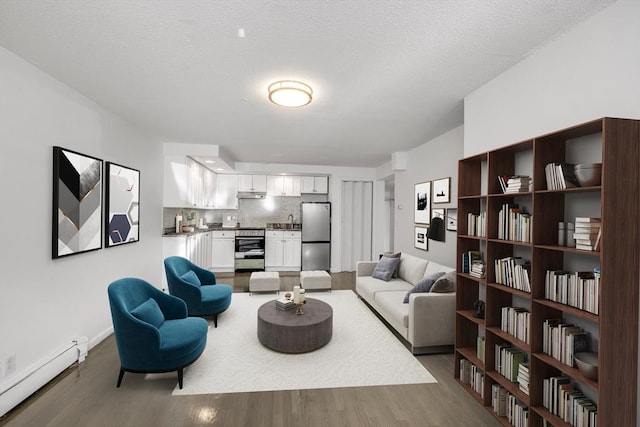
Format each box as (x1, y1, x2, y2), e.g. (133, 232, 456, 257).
(215, 174, 238, 209)
(238, 175, 267, 193)
(163, 155, 190, 207)
(301, 176, 329, 194)
(186, 157, 217, 208)
(267, 175, 301, 197)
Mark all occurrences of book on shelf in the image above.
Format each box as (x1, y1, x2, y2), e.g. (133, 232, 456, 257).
(476, 336, 485, 363)
(517, 363, 530, 395)
(545, 163, 580, 190)
(494, 256, 531, 292)
(574, 217, 601, 224)
(469, 261, 486, 278)
(498, 175, 531, 193)
(462, 250, 482, 274)
(466, 211, 486, 237)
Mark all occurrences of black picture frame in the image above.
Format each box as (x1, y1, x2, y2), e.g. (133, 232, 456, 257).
(105, 162, 140, 248)
(414, 181, 431, 224)
(52, 146, 103, 258)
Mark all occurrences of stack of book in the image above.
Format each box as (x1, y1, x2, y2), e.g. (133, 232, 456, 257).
(471, 364, 484, 398)
(275, 297, 296, 311)
(461, 250, 482, 274)
(544, 163, 580, 190)
(495, 343, 527, 382)
(506, 393, 529, 427)
(501, 306, 531, 344)
(494, 256, 531, 292)
(470, 261, 486, 279)
(498, 175, 531, 193)
(459, 358, 472, 385)
(544, 269, 600, 314)
(542, 319, 589, 367)
(517, 363, 530, 395)
(492, 384, 508, 417)
(467, 211, 486, 237)
(543, 376, 597, 426)
(574, 217, 601, 251)
(497, 203, 531, 242)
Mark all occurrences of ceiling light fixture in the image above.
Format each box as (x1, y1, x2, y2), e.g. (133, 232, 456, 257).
(268, 80, 313, 108)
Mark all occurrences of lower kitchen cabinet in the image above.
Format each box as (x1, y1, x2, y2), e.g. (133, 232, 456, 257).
(265, 230, 301, 271)
(210, 230, 235, 272)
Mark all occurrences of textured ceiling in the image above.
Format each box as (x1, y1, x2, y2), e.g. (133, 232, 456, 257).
(0, 1, 613, 168)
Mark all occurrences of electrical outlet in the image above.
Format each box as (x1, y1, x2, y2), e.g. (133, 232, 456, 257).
(5, 353, 16, 375)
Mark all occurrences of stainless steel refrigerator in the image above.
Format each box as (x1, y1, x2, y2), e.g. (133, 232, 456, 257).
(301, 202, 331, 271)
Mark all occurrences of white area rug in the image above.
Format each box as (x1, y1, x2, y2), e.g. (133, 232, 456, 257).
(171, 290, 436, 396)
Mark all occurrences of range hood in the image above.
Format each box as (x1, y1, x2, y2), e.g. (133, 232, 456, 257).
(237, 191, 266, 199)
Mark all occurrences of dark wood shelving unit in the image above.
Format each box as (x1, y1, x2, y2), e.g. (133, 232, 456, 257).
(454, 117, 640, 426)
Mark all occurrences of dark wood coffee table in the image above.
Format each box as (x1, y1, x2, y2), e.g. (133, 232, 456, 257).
(257, 298, 333, 353)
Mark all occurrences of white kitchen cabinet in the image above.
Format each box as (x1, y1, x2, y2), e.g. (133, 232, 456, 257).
(265, 230, 301, 271)
(210, 230, 235, 272)
(267, 175, 301, 197)
(203, 168, 217, 208)
(301, 176, 328, 194)
(215, 174, 238, 209)
(238, 175, 267, 193)
(163, 155, 190, 207)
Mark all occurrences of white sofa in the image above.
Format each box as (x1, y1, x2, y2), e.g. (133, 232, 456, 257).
(355, 253, 456, 354)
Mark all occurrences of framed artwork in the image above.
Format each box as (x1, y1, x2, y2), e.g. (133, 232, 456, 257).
(105, 162, 140, 247)
(432, 208, 445, 221)
(52, 146, 103, 258)
(414, 226, 428, 250)
(433, 177, 451, 204)
(446, 208, 458, 231)
(414, 181, 431, 224)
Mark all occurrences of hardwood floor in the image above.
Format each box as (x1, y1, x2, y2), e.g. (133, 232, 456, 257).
(2, 272, 500, 427)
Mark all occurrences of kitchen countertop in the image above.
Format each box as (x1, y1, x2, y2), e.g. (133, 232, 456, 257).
(162, 223, 301, 236)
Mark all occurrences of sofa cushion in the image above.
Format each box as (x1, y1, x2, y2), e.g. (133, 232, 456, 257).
(423, 261, 455, 278)
(374, 291, 410, 332)
(131, 298, 165, 328)
(371, 256, 401, 281)
(181, 270, 201, 287)
(356, 276, 413, 301)
(403, 272, 446, 303)
(397, 254, 429, 285)
(431, 271, 457, 293)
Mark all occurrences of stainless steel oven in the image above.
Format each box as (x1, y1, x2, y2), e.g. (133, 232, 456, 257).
(234, 228, 265, 271)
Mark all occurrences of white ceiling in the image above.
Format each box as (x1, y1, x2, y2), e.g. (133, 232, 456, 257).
(0, 0, 613, 169)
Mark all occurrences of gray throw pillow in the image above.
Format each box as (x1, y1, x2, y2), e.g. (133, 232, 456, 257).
(382, 252, 401, 277)
(403, 272, 446, 303)
(430, 271, 456, 293)
(372, 256, 401, 282)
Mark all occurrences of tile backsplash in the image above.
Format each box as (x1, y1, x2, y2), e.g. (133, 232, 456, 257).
(163, 194, 326, 230)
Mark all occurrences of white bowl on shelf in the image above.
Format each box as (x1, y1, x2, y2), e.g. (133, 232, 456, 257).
(573, 163, 602, 187)
(574, 352, 598, 380)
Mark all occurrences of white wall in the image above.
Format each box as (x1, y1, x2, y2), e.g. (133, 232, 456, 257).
(393, 125, 463, 267)
(465, 0, 640, 155)
(0, 46, 163, 410)
(463, 1, 640, 423)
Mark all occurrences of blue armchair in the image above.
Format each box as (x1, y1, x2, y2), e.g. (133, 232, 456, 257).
(163, 256, 233, 327)
(107, 278, 208, 389)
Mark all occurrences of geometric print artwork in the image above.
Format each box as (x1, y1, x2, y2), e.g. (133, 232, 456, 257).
(52, 146, 103, 258)
(105, 162, 140, 247)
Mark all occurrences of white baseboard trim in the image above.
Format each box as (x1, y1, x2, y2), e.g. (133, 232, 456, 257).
(0, 328, 114, 417)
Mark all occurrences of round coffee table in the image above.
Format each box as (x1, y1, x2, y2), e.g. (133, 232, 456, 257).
(257, 298, 333, 353)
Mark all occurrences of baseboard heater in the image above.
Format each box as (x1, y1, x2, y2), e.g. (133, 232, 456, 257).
(0, 337, 89, 417)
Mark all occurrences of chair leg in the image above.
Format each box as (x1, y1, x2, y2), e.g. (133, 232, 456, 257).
(213, 313, 218, 328)
(177, 367, 184, 389)
(117, 367, 125, 387)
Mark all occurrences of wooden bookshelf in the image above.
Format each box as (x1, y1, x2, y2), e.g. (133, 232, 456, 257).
(454, 117, 639, 427)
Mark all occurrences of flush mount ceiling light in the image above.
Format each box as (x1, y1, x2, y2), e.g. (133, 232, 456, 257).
(268, 80, 313, 107)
